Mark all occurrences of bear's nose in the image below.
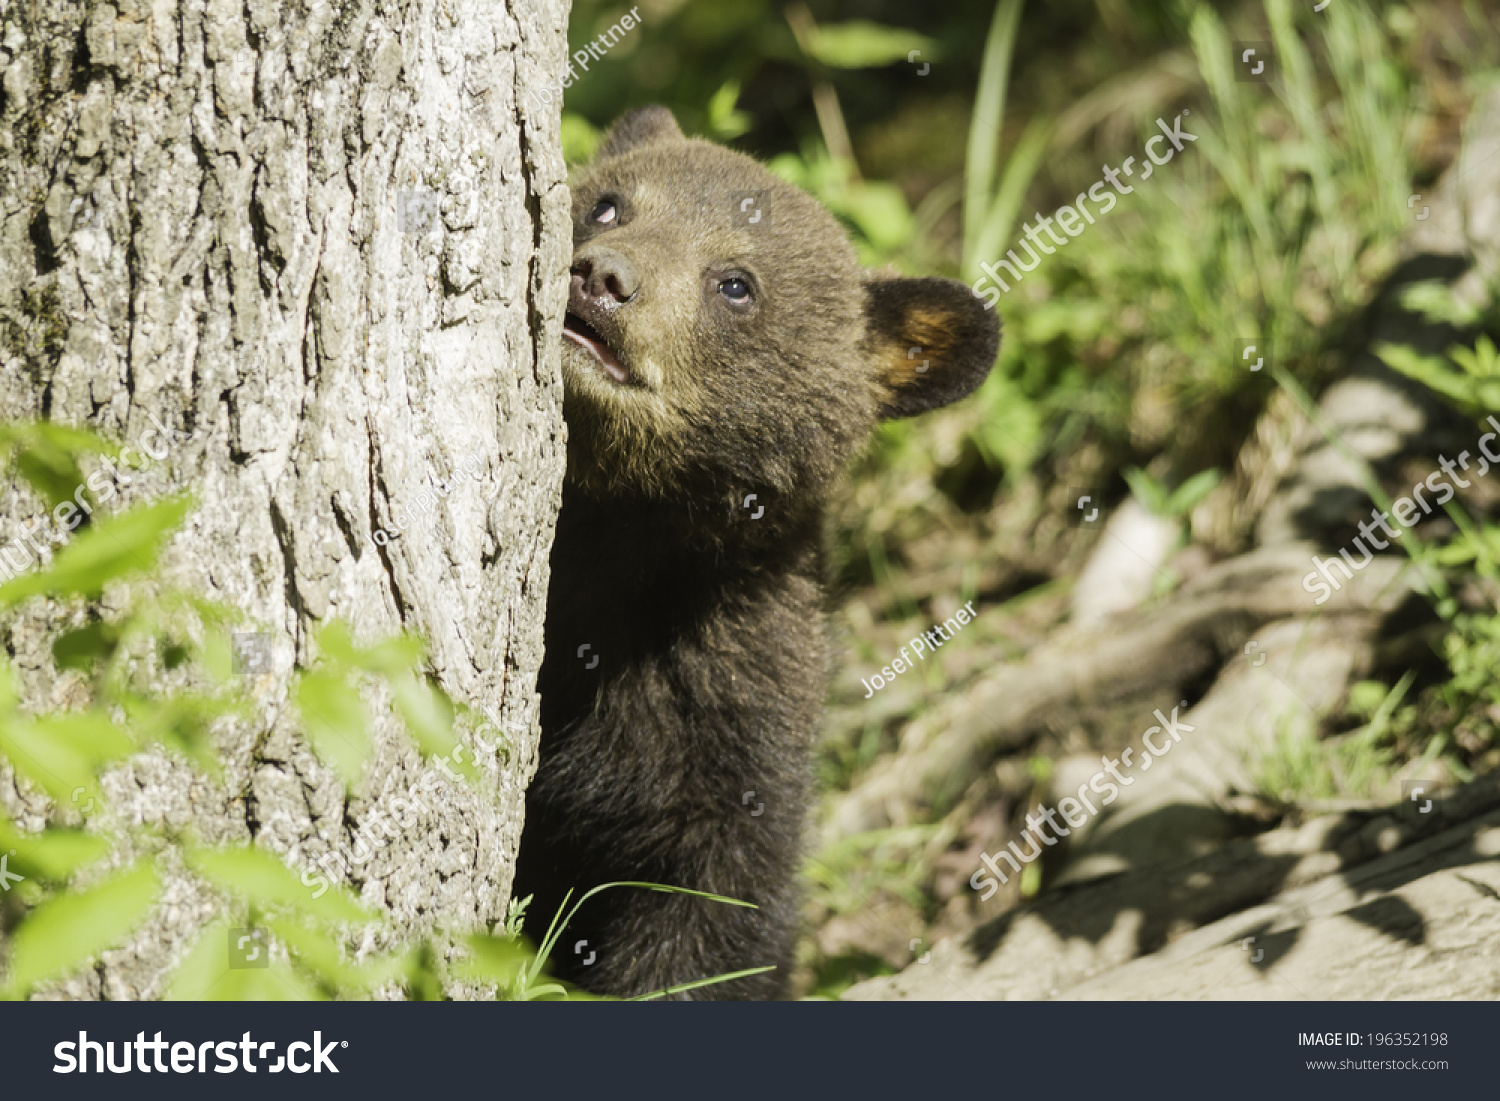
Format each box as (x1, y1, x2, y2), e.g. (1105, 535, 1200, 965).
(571, 246, 640, 307)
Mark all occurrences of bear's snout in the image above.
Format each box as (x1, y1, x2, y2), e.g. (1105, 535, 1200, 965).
(571, 245, 640, 307)
(564, 245, 639, 384)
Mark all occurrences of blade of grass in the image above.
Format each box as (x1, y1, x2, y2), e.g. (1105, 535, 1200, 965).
(527, 880, 758, 994)
(630, 965, 778, 1001)
(963, 0, 1025, 271)
(968, 116, 1053, 281)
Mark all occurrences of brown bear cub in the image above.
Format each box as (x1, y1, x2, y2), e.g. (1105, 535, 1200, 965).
(511, 106, 999, 999)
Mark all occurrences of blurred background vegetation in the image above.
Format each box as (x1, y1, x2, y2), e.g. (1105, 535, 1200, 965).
(565, 0, 1500, 995)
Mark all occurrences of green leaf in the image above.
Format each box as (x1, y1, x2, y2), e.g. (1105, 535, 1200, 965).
(0, 422, 116, 459)
(974, 375, 1043, 473)
(0, 660, 16, 713)
(122, 692, 238, 777)
(402, 945, 446, 1002)
(0, 819, 110, 882)
(184, 844, 373, 925)
(705, 80, 752, 141)
(295, 669, 371, 788)
(165, 920, 325, 1001)
(5, 861, 159, 994)
(559, 112, 601, 164)
(1165, 468, 1223, 517)
(1123, 467, 1171, 516)
(963, 0, 1025, 271)
(1375, 339, 1492, 416)
(389, 675, 472, 782)
(968, 116, 1052, 280)
(266, 917, 405, 993)
(315, 622, 424, 678)
(531, 881, 756, 989)
(0, 494, 193, 606)
(454, 934, 534, 989)
(182, 594, 246, 632)
(0, 711, 136, 803)
(1397, 281, 1484, 327)
(1345, 680, 1390, 719)
(198, 626, 236, 684)
(1451, 335, 1500, 379)
(839, 181, 916, 254)
(51, 619, 123, 672)
(0, 423, 112, 509)
(1365, 669, 1417, 739)
(804, 21, 937, 69)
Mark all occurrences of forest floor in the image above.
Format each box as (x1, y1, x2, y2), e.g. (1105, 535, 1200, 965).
(798, 81, 1500, 1002)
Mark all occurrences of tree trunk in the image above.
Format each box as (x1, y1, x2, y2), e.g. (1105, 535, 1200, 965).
(0, 0, 570, 997)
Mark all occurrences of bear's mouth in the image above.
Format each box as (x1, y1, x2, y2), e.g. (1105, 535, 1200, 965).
(563, 313, 633, 384)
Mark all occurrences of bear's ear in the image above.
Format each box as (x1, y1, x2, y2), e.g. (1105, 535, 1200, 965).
(595, 105, 685, 161)
(862, 276, 1001, 419)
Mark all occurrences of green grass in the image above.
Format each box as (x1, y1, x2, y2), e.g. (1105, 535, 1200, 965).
(827, 0, 1426, 594)
(1251, 674, 1414, 804)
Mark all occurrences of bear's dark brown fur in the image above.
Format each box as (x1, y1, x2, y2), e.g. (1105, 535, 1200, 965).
(511, 106, 999, 999)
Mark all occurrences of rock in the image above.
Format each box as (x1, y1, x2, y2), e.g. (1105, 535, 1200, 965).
(1070, 499, 1182, 627)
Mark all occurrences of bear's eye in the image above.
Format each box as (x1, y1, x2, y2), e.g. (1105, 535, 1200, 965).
(718, 277, 752, 303)
(589, 199, 618, 225)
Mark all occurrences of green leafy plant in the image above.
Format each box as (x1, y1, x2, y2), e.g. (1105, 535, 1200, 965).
(1252, 673, 1415, 804)
(704, 79, 753, 141)
(994, 0, 1420, 479)
(795, 19, 937, 71)
(560, 111, 602, 164)
(1375, 335, 1500, 421)
(0, 423, 765, 1001)
(1122, 466, 1222, 520)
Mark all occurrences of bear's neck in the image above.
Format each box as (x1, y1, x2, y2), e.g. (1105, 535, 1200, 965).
(538, 485, 829, 737)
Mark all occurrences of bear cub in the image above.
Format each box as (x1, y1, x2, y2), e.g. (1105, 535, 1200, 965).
(511, 105, 999, 999)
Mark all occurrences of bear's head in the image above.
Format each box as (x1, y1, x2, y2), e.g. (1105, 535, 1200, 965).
(560, 106, 999, 529)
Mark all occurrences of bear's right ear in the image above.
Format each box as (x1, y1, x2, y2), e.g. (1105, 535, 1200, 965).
(595, 106, 685, 160)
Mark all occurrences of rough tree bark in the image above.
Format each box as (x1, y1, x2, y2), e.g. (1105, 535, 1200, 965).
(0, 0, 571, 996)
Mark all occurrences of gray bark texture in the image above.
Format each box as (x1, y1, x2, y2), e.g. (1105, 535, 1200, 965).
(0, 0, 571, 997)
